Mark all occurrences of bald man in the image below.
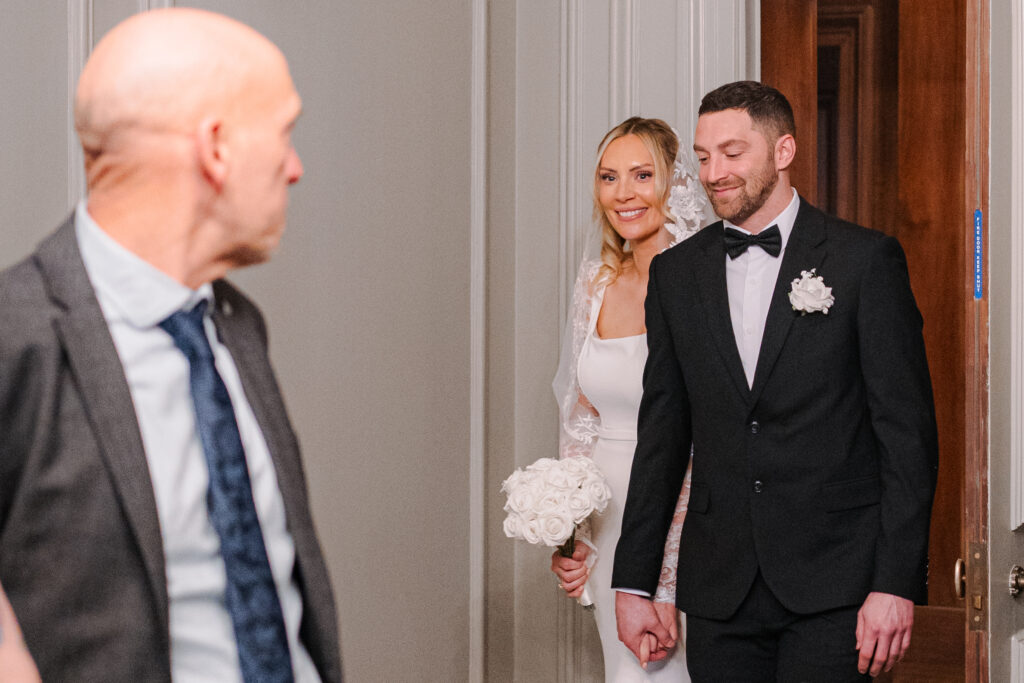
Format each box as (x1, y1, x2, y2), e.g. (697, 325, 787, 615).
(0, 9, 341, 682)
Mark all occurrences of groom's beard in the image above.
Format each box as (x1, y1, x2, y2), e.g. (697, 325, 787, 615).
(704, 150, 778, 225)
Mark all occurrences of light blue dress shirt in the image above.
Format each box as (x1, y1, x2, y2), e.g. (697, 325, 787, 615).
(75, 203, 320, 683)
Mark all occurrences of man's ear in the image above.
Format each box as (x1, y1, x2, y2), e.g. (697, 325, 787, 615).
(774, 133, 796, 172)
(196, 117, 228, 190)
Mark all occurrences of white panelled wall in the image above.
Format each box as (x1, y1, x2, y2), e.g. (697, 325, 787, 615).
(484, 2, 758, 680)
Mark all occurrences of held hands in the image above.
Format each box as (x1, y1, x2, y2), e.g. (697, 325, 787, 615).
(653, 600, 680, 644)
(856, 591, 914, 676)
(615, 591, 675, 669)
(550, 544, 591, 599)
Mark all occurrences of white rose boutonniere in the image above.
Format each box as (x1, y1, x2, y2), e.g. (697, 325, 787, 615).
(789, 268, 834, 315)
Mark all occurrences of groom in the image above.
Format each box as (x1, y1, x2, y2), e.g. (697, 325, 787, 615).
(612, 81, 938, 681)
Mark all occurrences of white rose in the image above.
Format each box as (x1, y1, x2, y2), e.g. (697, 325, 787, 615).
(500, 469, 524, 495)
(789, 269, 834, 314)
(544, 465, 574, 491)
(506, 485, 536, 515)
(567, 489, 594, 524)
(535, 491, 567, 516)
(538, 513, 575, 547)
(560, 456, 590, 480)
(578, 457, 604, 479)
(521, 518, 542, 545)
(526, 458, 558, 472)
(502, 514, 521, 540)
(584, 477, 612, 512)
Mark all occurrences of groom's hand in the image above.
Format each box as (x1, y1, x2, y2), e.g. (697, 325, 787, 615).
(856, 591, 914, 676)
(615, 591, 674, 668)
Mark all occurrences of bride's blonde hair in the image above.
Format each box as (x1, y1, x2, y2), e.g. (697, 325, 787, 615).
(593, 117, 678, 287)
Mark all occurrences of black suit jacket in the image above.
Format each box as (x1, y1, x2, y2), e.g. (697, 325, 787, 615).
(0, 218, 342, 682)
(612, 199, 939, 619)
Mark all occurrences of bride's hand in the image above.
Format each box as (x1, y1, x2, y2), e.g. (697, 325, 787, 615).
(652, 600, 679, 645)
(550, 544, 591, 598)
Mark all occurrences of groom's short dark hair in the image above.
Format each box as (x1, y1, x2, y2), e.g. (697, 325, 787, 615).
(699, 80, 796, 142)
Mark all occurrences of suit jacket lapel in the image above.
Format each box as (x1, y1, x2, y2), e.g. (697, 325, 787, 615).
(33, 219, 169, 629)
(693, 224, 752, 402)
(748, 199, 828, 405)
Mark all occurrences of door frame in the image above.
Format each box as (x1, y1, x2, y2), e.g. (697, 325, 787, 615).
(965, 0, 989, 679)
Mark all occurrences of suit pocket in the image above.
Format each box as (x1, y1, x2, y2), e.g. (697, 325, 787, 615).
(823, 476, 881, 512)
(688, 482, 710, 513)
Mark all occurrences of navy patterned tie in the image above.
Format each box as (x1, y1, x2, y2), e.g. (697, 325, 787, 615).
(160, 301, 294, 683)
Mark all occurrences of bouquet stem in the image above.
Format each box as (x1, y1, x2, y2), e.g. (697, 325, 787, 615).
(557, 528, 577, 559)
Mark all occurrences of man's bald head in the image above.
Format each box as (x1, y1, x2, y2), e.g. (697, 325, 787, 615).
(75, 8, 290, 165)
(73, 8, 304, 288)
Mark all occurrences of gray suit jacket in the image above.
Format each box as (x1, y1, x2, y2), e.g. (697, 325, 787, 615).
(0, 217, 342, 682)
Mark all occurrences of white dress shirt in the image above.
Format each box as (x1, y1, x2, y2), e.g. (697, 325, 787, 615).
(724, 188, 800, 387)
(75, 203, 320, 683)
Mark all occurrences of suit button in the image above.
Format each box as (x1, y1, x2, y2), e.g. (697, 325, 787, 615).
(749, 421, 760, 434)
(753, 480, 763, 494)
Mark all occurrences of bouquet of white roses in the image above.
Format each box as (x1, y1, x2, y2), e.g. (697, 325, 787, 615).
(500, 456, 612, 607)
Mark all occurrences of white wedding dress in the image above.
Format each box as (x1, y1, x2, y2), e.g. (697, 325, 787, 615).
(562, 261, 691, 682)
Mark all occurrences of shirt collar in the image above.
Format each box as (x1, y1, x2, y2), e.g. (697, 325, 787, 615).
(75, 200, 212, 328)
(723, 187, 800, 251)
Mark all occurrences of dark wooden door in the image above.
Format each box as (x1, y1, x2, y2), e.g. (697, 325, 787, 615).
(761, 1, 980, 680)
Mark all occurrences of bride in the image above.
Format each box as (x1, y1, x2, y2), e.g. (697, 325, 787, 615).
(550, 116, 708, 681)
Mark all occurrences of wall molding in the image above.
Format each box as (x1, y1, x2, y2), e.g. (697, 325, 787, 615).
(1013, 628, 1024, 681)
(67, 0, 176, 211)
(138, 0, 174, 10)
(747, 0, 761, 79)
(609, 0, 637, 123)
(558, 4, 588, 674)
(66, 0, 93, 211)
(469, 0, 487, 679)
(1010, 0, 1024, 530)
(677, 0, 698, 136)
(675, 1, 755, 157)
(560, 0, 583, 330)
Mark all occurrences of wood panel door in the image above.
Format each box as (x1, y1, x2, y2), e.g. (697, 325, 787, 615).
(761, 0, 979, 680)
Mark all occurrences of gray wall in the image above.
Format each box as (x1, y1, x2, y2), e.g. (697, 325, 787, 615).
(0, 2, 472, 681)
(0, 2, 69, 262)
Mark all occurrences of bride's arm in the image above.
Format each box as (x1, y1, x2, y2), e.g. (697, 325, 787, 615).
(551, 260, 602, 595)
(555, 259, 602, 460)
(653, 457, 692, 605)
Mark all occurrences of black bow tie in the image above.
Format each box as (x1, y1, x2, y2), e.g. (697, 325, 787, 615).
(723, 225, 782, 259)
